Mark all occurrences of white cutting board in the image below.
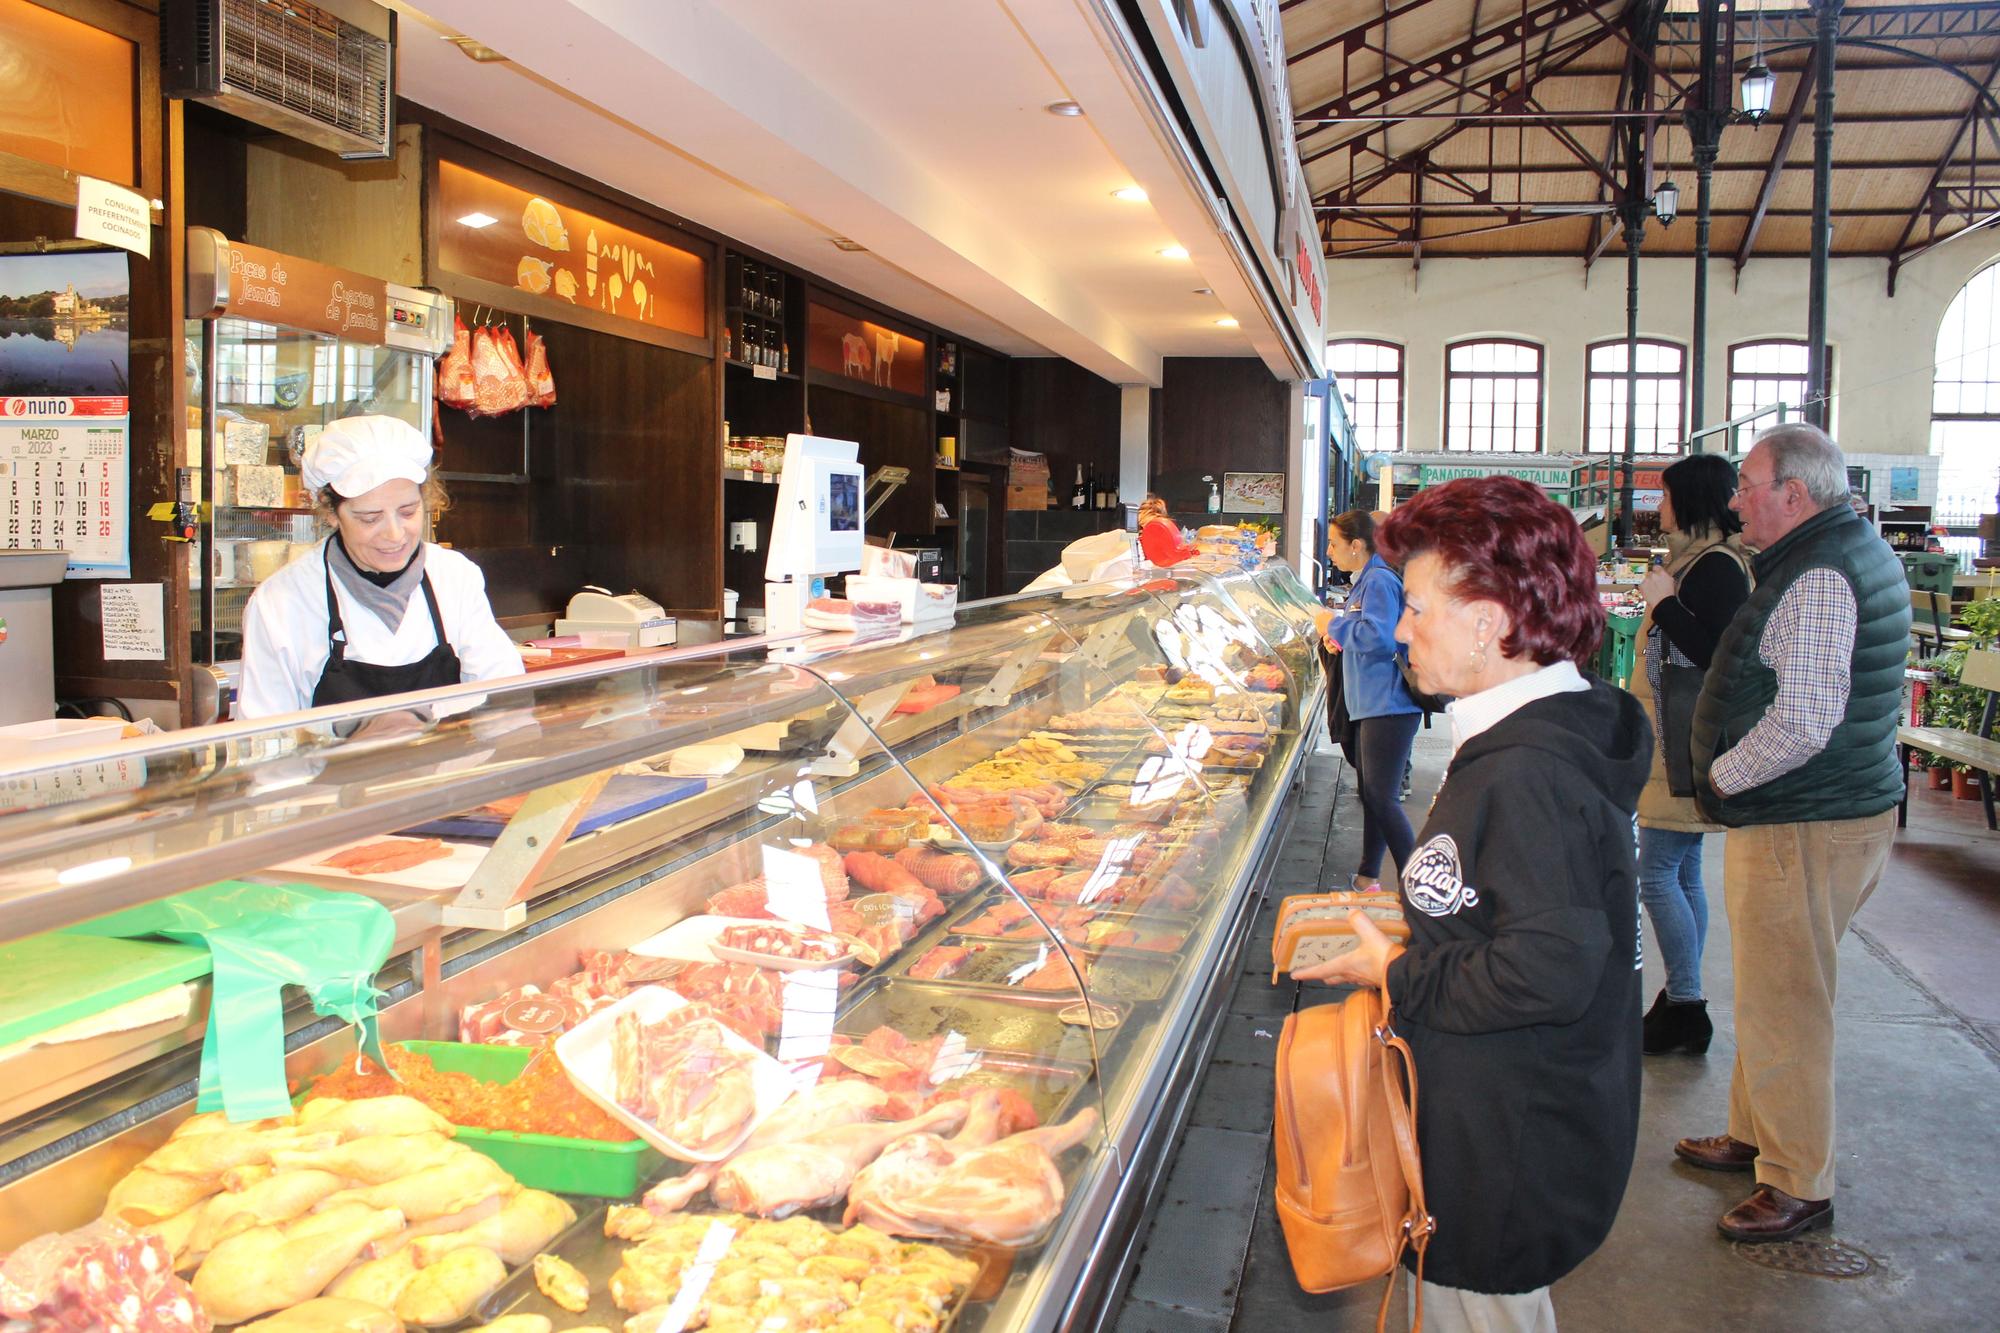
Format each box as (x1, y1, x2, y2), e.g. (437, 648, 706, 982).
(269, 835, 488, 893)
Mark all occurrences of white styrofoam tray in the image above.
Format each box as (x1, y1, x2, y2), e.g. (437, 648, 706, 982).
(554, 985, 794, 1163)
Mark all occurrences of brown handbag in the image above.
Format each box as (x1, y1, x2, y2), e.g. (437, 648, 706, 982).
(1274, 985, 1434, 1332)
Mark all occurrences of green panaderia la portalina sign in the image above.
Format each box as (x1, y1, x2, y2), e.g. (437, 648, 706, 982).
(1419, 460, 1579, 487)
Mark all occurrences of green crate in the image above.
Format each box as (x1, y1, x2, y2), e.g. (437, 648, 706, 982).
(310, 1040, 661, 1199)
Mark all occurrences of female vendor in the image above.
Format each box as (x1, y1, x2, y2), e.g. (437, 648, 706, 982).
(236, 415, 522, 719)
(1137, 493, 1196, 567)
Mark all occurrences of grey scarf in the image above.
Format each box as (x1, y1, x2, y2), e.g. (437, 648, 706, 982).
(327, 533, 427, 634)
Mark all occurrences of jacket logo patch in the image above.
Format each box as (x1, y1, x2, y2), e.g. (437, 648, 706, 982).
(1403, 834, 1480, 917)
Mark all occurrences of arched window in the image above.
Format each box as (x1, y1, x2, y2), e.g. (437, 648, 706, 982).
(1932, 264, 2000, 569)
(1444, 338, 1543, 452)
(1585, 339, 1686, 454)
(1327, 339, 1404, 453)
(1726, 339, 1823, 426)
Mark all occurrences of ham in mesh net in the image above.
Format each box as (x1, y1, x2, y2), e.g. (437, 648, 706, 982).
(524, 327, 557, 407)
(470, 323, 531, 417)
(438, 315, 477, 409)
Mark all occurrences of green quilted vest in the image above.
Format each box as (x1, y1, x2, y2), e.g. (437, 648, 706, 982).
(1691, 503, 1911, 827)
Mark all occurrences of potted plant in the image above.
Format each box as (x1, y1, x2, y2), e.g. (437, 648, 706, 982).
(1913, 651, 1958, 788)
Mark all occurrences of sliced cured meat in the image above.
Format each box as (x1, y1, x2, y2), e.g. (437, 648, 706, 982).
(908, 945, 975, 981)
(438, 316, 476, 410)
(523, 328, 557, 408)
(318, 837, 451, 875)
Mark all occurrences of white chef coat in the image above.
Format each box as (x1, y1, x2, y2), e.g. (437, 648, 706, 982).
(236, 538, 524, 720)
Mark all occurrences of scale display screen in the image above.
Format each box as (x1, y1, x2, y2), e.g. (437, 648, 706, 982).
(828, 471, 859, 532)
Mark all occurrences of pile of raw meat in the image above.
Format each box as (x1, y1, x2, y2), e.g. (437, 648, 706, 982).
(609, 1012, 758, 1155)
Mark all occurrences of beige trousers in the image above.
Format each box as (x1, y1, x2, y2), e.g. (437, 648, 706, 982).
(1723, 808, 1896, 1201)
(1411, 1280, 1556, 1333)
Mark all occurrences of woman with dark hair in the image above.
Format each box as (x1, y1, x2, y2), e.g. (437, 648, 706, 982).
(1632, 454, 1752, 1055)
(1296, 476, 1650, 1332)
(1319, 509, 1421, 890)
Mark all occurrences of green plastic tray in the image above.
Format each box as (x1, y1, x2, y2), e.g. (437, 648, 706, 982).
(314, 1040, 661, 1199)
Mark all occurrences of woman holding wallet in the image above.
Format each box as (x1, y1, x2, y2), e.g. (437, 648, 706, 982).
(1631, 454, 1751, 1055)
(1296, 477, 1650, 1332)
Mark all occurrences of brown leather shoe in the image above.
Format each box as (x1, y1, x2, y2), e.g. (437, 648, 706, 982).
(1674, 1133, 1759, 1172)
(1718, 1185, 1833, 1243)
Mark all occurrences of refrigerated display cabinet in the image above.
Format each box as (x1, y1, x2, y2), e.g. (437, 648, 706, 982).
(0, 565, 1323, 1330)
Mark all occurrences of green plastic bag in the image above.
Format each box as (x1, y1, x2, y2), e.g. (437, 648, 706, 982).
(69, 881, 394, 1121)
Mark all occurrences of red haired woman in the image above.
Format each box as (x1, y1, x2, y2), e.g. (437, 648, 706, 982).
(1294, 476, 1651, 1331)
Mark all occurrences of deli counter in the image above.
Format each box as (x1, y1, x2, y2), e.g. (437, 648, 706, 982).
(0, 565, 1324, 1332)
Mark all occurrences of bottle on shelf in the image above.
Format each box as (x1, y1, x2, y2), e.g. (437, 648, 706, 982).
(781, 338, 790, 374)
(721, 323, 732, 362)
(1206, 475, 1222, 514)
(1072, 464, 1088, 510)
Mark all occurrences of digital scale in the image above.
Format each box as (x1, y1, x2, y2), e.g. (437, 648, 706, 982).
(554, 587, 677, 647)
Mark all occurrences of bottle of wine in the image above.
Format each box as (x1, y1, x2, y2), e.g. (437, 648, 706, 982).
(1072, 464, 1088, 510)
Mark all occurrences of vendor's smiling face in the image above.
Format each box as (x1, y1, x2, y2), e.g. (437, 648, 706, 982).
(336, 478, 424, 572)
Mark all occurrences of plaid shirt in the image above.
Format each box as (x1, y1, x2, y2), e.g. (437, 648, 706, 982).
(1709, 569, 1858, 796)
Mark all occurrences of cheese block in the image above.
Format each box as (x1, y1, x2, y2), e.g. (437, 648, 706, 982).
(227, 463, 285, 508)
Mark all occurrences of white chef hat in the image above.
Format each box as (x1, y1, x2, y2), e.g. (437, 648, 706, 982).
(300, 415, 432, 499)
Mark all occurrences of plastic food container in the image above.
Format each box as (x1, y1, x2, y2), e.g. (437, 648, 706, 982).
(311, 1041, 662, 1198)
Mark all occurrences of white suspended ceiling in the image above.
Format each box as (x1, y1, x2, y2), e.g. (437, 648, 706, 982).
(391, 0, 1299, 385)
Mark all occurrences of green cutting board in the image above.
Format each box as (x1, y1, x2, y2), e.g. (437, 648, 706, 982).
(0, 933, 212, 1048)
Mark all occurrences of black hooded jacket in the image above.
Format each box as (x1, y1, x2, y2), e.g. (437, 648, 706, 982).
(1384, 678, 1651, 1294)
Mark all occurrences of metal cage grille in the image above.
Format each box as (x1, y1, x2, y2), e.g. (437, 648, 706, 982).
(218, 0, 389, 149)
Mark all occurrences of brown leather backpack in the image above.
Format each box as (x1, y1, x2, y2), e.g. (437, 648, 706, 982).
(1274, 985, 1434, 1331)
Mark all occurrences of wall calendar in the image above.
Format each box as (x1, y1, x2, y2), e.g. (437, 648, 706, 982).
(1, 396, 132, 579)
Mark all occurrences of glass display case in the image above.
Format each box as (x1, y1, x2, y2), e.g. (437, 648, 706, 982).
(183, 228, 455, 668)
(0, 565, 1323, 1331)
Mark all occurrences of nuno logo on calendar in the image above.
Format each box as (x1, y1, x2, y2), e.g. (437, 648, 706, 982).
(4, 398, 74, 418)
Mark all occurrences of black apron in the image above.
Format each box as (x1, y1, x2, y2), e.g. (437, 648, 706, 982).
(311, 545, 461, 708)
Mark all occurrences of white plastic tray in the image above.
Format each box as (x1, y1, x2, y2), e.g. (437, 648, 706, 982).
(554, 985, 794, 1163)
(626, 913, 740, 962)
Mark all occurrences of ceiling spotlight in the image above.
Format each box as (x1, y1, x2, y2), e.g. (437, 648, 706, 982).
(1215, 317, 1240, 328)
(1159, 245, 1190, 260)
(1045, 100, 1085, 117)
(1112, 186, 1149, 202)
(1740, 61, 1775, 121)
(830, 237, 869, 252)
(1652, 179, 1680, 226)
(456, 212, 498, 229)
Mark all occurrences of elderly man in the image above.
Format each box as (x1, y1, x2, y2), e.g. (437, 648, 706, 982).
(1678, 423, 1910, 1242)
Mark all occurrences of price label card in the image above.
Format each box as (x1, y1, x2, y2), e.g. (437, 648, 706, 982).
(500, 996, 571, 1034)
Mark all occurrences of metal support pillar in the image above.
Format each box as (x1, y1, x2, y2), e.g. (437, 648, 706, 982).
(1684, 0, 1730, 446)
(1806, 0, 1843, 427)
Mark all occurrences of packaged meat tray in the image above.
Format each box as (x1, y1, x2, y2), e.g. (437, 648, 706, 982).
(946, 891, 1194, 955)
(838, 978, 1128, 1067)
(554, 987, 795, 1162)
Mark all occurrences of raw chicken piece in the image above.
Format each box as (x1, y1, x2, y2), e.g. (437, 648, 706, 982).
(709, 1101, 967, 1219)
(603, 1204, 654, 1239)
(193, 1202, 406, 1324)
(240, 1296, 406, 1332)
(271, 1132, 458, 1185)
(186, 1167, 345, 1256)
(107, 1168, 216, 1226)
(144, 1125, 339, 1181)
(407, 1189, 574, 1267)
(325, 1243, 419, 1309)
(467, 1319, 551, 1333)
(639, 1080, 891, 1214)
(364, 1196, 505, 1258)
(393, 1244, 506, 1326)
(298, 1095, 454, 1141)
(318, 1150, 515, 1223)
(533, 1252, 589, 1312)
(843, 1106, 1099, 1247)
(843, 1090, 1010, 1229)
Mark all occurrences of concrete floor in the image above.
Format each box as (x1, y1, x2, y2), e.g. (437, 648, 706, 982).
(1116, 728, 2000, 1332)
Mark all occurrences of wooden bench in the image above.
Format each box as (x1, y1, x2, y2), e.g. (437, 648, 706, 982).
(1899, 647, 2000, 831)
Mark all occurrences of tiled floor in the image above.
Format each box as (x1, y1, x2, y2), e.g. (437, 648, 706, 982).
(1116, 731, 2000, 1331)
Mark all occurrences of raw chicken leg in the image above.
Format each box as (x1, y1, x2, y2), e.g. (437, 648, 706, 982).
(187, 1167, 345, 1256)
(709, 1101, 967, 1218)
(299, 1094, 454, 1140)
(408, 1189, 576, 1265)
(843, 1106, 1100, 1246)
(271, 1131, 458, 1184)
(238, 1296, 407, 1332)
(145, 1125, 339, 1181)
(193, 1201, 406, 1324)
(842, 1090, 1009, 1227)
(641, 1079, 891, 1213)
(394, 1244, 507, 1326)
(105, 1166, 217, 1225)
(325, 1243, 420, 1309)
(318, 1149, 514, 1223)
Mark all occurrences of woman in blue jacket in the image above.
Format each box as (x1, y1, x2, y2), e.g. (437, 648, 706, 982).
(1323, 510, 1422, 890)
